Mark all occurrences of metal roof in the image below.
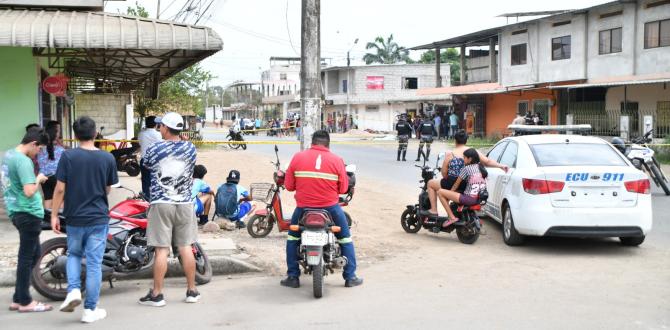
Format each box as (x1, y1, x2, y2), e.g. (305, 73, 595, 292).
(411, 26, 501, 50)
(0, 8, 223, 94)
(548, 77, 670, 89)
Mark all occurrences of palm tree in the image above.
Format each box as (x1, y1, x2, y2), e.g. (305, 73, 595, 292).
(363, 34, 413, 65)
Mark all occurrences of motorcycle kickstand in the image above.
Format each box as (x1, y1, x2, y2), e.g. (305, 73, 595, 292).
(108, 278, 114, 289)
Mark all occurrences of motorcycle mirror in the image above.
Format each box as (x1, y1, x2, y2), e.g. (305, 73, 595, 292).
(274, 145, 279, 153)
(345, 164, 357, 173)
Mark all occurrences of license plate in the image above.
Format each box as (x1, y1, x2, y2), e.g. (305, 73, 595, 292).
(302, 231, 328, 246)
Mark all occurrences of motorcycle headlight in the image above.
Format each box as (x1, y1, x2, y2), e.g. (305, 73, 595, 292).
(631, 159, 642, 169)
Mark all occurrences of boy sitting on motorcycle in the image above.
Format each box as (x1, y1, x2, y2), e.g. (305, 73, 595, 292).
(437, 148, 488, 228)
(192, 165, 215, 225)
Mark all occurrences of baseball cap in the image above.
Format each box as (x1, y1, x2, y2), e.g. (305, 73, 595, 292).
(155, 112, 184, 130)
(226, 170, 241, 184)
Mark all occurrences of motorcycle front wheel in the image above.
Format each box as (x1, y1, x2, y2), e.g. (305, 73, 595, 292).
(649, 163, 670, 195)
(313, 260, 324, 299)
(247, 214, 275, 238)
(31, 237, 76, 301)
(227, 135, 241, 149)
(400, 209, 422, 233)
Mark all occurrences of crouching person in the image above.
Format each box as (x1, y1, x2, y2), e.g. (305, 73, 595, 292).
(215, 170, 255, 228)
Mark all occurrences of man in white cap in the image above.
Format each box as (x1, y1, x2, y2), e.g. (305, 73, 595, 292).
(139, 112, 200, 307)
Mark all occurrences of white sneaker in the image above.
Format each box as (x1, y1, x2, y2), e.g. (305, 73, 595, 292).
(59, 289, 82, 312)
(81, 308, 107, 323)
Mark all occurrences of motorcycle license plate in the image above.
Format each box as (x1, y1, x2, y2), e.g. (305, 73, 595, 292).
(302, 231, 328, 246)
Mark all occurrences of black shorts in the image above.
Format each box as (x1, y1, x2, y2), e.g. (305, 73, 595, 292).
(41, 175, 57, 200)
(440, 176, 466, 193)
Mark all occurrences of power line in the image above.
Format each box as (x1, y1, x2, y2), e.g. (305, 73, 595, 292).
(285, 0, 299, 56)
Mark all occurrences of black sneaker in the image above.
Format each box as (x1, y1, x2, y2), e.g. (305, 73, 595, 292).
(139, 290, 166, 307)
(235, 220, 246, 229)
(280, 276, 300, 288)
(345, 277, 364, 288)
(185, 289, 201, 303)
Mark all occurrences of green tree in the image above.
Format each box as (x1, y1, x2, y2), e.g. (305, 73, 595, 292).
(126, 2, 150, 18)
(158, 64, 213, 116)
(363, 34, 413, 65)
(418, 48, 462, 84)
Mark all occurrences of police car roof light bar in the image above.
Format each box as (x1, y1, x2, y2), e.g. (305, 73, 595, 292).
(508, 124, 592, 134)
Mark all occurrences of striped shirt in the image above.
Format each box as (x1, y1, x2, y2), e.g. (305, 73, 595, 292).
(459, 164, 486, 197)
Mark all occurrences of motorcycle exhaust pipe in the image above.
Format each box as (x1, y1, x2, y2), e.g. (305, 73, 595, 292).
(331, 256, 348, 269)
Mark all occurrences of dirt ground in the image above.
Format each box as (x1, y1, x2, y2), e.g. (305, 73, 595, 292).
(196, 147, 421, 276)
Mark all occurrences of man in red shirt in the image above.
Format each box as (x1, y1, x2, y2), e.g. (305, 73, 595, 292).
(280, 130, 363, 289)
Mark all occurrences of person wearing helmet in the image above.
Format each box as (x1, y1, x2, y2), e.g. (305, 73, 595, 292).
(395, 114, 412, 161)
(611, 137, 627, 155)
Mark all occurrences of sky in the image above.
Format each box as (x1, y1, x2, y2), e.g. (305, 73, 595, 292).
(104, 0, 611, 87)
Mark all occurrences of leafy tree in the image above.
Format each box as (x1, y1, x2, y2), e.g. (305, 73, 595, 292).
(158, 64, 213, 116)
(418, 48, 462, 84)
(126, 2, 150, 18)
(363, 34, 413, 65)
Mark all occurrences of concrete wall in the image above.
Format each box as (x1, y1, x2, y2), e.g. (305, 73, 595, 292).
(74, 93, 131, 139)
(500, 1, 670, 87)
(606, 83, 670, 111)
(262, 63, 300, 97)
(0, 47, 39, 151)
(485, 89, 559, 136)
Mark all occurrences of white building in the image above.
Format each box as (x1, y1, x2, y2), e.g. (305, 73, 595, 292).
(323, 64, 451, 132)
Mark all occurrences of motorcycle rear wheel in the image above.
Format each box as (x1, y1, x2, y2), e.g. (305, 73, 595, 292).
(31, 237, 76, 301)
(227, 136, 241, 149)
(313, 261, 324, 299)
(247, 214, 275, 238)
(456, 225, 480, 245)
(125, 162, 141, 177)
(241, 142, 247, 150)
(400, 209, 421, 233)
(650, 163, 670, 195)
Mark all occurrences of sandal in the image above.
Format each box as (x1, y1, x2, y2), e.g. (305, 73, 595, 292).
(18, 302, 53, 313)
(442, 217, 459, 228)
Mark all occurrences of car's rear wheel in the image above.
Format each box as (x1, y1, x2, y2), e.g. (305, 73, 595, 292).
(619, 236, 645, 247)
(502, 204, 525, 246)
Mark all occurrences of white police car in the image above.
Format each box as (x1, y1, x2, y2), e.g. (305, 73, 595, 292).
(483, 131, 652, 246)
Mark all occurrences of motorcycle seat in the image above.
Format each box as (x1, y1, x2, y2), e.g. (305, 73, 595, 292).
(457, 204, 482, 212)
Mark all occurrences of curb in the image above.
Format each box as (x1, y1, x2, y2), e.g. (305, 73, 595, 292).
(0, 255, 262, 288)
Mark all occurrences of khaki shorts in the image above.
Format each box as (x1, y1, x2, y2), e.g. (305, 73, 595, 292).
(147, 203, 197, 248)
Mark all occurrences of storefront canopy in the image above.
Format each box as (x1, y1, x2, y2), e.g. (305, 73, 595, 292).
(0, 8, 223, 95)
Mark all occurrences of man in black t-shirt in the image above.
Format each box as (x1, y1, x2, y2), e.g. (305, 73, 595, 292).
(51, 117, 118, 323)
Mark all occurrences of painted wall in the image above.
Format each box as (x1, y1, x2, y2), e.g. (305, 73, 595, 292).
(606, 83, 670, 111)
(485, 89, 558, 136)
(74, 93, 131, 139)
(0, 47, 39, 152)
(635, 1, 670, 75)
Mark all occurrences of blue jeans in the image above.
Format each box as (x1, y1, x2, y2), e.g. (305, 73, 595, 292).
(286, 204, 357, 280)
(140, 159, 151, 201)
(66, 224, 108, 310)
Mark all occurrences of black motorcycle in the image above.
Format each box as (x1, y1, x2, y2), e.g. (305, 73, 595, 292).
(227, 129, 247, 150)
(95, 126, 141, 177)
(400, 159, 486, 244)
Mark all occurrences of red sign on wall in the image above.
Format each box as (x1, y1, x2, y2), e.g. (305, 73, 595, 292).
(366, 76, 384, 90)
(42, 74, 69, 96)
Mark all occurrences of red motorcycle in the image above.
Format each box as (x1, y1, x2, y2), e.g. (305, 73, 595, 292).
(246, 145, 355, 238)
(32, 188, 212, 301)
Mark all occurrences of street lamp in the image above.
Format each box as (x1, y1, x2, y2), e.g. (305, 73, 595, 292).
(346, 38, 359, 132)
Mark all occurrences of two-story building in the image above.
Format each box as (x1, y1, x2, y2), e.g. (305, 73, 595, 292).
(322, 64, 451, 132)
(414, 0, 670, 138)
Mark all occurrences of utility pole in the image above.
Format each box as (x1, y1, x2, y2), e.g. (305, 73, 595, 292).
(157, 0, 161, 19)
(300, 0, 321, 150)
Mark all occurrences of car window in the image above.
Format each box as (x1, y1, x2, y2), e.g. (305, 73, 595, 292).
(486, 141, 508, 163)
(530, 143, 627, 166)
(499, 142, 518, 168)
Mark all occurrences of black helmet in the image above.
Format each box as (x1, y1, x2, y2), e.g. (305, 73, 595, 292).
(226, 170, 241, 184)
(611, 137, 626, 154)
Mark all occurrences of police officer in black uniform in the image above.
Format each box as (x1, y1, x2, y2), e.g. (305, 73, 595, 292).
(395, 114, 412, 161)
(416, 116, 437, 162)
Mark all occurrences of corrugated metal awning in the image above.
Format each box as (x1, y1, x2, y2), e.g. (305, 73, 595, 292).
(0, 8, 223, 94)
(548, 76, 670, 89)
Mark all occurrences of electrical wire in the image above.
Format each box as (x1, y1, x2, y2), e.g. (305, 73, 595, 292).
(285, 0, 299, 56)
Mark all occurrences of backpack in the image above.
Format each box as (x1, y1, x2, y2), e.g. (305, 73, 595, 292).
(215, 183, 239, 219)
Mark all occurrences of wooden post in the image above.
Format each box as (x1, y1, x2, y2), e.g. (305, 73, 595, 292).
(435, 47, 442, 87)
(460, 45, 466, 85)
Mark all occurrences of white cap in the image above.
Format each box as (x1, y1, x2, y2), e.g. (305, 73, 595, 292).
(156, 112, 184, 130)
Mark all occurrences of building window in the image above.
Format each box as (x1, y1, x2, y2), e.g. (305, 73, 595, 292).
(552, 35, 571, 60)
(342, 79, 348, 93)
(366, 105, 379, 112)
(599, 27, 623, 54)
(511, 43, 527, 65)
(644, 19, 670, 49)
(517, 100, 529, 116)
(403, 77, 418, 89)
(280, 73, 287, 80)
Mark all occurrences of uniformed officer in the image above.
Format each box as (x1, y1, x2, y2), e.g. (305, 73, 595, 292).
(416, 116, 437, 162)
(395, 114, 412, 161)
